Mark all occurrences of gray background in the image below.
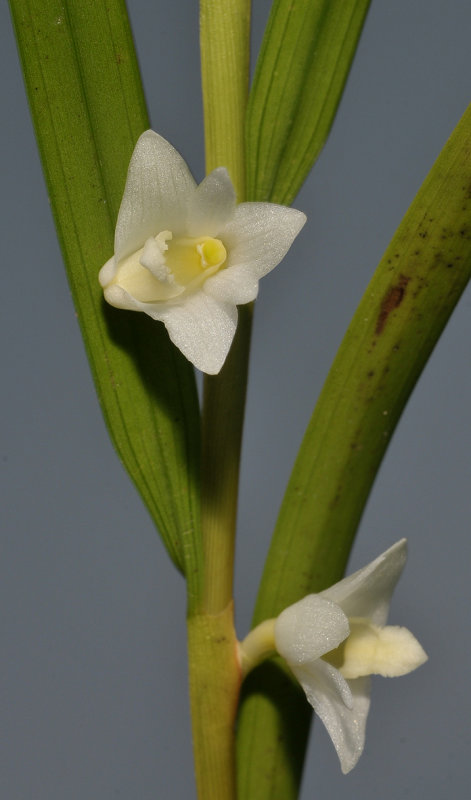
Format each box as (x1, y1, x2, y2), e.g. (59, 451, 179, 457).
(2, 1, 470, 797)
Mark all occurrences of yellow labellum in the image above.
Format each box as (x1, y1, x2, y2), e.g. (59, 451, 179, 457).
(325, 617, 428, 679)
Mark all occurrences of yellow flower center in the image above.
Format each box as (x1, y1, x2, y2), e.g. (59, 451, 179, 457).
(323, 617, 427, 679)
(113, 231, 227, 302)
(166, 235, 227, 285)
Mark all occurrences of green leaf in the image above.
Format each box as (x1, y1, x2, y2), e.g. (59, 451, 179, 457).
(246, 0, 371, 204)
(9, 0, 202, 596)
(237, 104, 471, 798)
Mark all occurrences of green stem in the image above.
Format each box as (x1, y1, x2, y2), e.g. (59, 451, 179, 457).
(187, 2, 251, 798)
(187, 603, 241, 799)
(199, 0, 250, 199)
(201, 304, 253, 614)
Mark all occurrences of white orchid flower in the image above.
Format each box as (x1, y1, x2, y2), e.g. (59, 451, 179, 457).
(239, 539, 427, 774)
(99, 131, 306, 374)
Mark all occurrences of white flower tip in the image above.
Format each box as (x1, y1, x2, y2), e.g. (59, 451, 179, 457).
(341, 751, 362, 775)
(390, 537, 407, 557)
(135, 129, 169, 152)
(207, 165, 233, 188)
(138, 128, 157, 142)
(287, 208, 307, 244)
(374, 538, 408, 572)
(298, 210, 307, 228)
(193, 352, 227, 375)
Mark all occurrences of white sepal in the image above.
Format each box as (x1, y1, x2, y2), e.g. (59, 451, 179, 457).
(115, 131, 196, 262)
(222, 203, 306, 279)
(158, 293, 238, 375)
(321, 539, 407, 625)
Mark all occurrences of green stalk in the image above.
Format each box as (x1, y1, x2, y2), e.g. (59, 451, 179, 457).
(187, 2, 251, 798)
(201, 304, 253, 613)
(187, 602, 241, 799)
(200, 0, 249, 199)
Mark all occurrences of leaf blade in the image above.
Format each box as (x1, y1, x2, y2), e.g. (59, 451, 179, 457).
(10, 0, 202, 592)
(246, 0, 371, 204)
(238, 103, 471, 798)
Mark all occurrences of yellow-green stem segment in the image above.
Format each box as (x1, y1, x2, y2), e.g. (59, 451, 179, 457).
(201, 304, 253, 613)
(187, 603, 241, 799)
(200, 0, 250, 199)
(188, 2, 251, 798)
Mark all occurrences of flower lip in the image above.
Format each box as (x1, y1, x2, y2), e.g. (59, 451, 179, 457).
(324, 617, 428, 679)
(99, 129, 306, 373)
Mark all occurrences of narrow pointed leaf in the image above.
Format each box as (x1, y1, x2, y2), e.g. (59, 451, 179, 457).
(238, 105, 471, 798)
(9, 0, 202, 591)
(246, 0, 371, 204)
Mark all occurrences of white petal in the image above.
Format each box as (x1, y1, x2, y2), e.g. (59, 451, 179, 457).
(115, 130, 197, 261)
(321, 540, 407, 626)
(275, 594, 350, 666)
(204, 265, 260, 305)
(221, 203, 306, 279)
(157, 293, 238, 374)
(186, 168, 236, 237)
(292, 660, 371, 773)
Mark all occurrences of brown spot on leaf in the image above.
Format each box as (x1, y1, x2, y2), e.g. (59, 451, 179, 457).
(375, 274, 410, 335)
